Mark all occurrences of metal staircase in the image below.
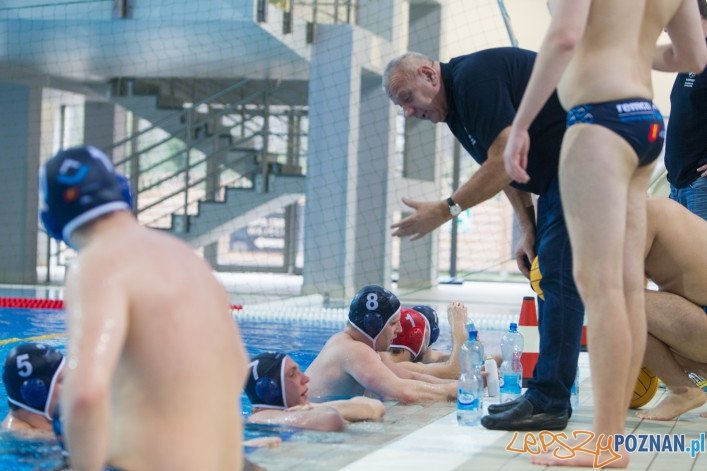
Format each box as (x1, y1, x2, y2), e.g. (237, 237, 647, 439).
(104, 77, 308, 250)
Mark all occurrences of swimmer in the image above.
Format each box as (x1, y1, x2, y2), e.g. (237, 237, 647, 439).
(39, 146, 248, 470)
(1, 343, 64, 435)
(245, 352, 385, 431)
(381, 301, 470, 380)
(305, 285, 457, 403)
(502, 0, 706, 467)
(637, 198, 707, 420)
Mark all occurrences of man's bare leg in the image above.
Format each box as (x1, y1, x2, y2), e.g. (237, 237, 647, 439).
(638, 334, 706, 420)
(621, 163, 653, 414)
(529, 125, 639, 468)
(638, 290, 707, 419)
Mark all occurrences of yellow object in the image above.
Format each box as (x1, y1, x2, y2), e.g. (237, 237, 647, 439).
(630, 366, 659, 409)
(530, 256, 544, 300)
(0, 333, 65, 347)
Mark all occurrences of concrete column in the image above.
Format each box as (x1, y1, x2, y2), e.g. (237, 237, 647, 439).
(83, 101, 127, 161)
(0, 83, 43, 284)
(396, 1, 443, 290)
(302, 25, 399, 300)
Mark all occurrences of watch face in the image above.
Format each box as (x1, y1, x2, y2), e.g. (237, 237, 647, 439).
(450, 205, 462, 217)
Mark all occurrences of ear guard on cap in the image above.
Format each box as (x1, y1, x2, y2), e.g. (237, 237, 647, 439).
(362, 311, 384, 337)
(348, 285, 401, 345)
(20, 378, 49, 411)
(245, 353, 287, 409)
(255, 376, 281, 405)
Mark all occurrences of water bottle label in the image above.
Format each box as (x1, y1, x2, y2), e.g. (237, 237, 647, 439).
(457, 390, 479, 410)
(501, 374, 521, 394)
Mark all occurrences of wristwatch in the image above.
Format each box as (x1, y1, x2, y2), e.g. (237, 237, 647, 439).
(446, 197, 462, 217)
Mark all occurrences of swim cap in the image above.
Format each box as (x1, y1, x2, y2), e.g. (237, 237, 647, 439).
(348, 285, 401, 347)
(39, 145, 133, 248)
(245, 353, 288, 409)
(412, 305, 440, 345)
(3, 343, 65, 419)
(390, 308, 431, 361)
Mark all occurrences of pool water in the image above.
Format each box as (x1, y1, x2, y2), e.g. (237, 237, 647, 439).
(0, 303, 461, 469)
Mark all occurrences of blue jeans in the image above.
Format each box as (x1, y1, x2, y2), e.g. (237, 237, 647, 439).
(524, 177, 585, 413)
(669, 176, 707, 222)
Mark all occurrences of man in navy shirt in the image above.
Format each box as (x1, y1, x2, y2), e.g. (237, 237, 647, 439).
(654, 1, 707, 221)
(384, 48, 582, 430)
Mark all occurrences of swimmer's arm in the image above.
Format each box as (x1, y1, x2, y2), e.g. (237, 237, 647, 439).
(422, 349, 449, 363)
(658, 0, 707, 73)
(380, 354, 450, 383)
(247, 407, 346, 432)
(348, 348, 457, 403)
(62, 261, 129, 471)
(317, 397, 386, 422)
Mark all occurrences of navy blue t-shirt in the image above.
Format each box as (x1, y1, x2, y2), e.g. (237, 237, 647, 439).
(664, 44, 707, 189)
(441, 47, 566, 195)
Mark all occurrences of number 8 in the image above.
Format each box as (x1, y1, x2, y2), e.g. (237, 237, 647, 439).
(366, 293, 379, 311)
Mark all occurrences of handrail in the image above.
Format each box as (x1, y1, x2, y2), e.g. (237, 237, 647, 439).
(109, 78, 252, 167)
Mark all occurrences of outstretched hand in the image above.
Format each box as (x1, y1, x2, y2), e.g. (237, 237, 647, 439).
(503, 127, 531, 184)
(390, 197, 449, 241)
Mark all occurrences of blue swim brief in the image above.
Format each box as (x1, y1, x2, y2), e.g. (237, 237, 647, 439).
(566, 98, 665, 166)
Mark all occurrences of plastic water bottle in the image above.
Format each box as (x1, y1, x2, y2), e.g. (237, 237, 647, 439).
(457, 330, 484, 426)
(466, 329, 485, 368)
(570, 366, 580, 411)
(499, 322, 523, 403)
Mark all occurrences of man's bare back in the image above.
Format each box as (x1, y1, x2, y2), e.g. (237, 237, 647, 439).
(305, 332, 372, 399)
(40, 146, 248, 470)
(66, 217, 247, 470)
(645, 198, 707, 305)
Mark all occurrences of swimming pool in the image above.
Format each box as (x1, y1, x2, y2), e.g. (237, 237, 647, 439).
(0, 296, 471, 469)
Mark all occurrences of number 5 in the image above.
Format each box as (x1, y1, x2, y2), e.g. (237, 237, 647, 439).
(16, 354, 33, 377)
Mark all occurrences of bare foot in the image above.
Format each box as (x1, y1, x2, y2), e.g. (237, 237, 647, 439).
(636, 386, 707, 420)
(528, 433, 629, 468)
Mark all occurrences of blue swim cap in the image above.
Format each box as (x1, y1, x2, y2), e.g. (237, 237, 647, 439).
(245, 353, 288, 409)
(412, 305, 440, 345)
(3, 343, 65, 419)
(348, 285, 401, 346)
(39, 145, 133, 248)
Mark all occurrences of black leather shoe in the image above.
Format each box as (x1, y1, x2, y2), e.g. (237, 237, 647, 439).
(481, 398, 569, 431)
(487, 396, 525, 414)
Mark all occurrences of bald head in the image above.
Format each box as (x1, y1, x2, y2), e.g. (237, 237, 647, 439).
(382, 52, 448, 123)
(382, 52, 435, 97)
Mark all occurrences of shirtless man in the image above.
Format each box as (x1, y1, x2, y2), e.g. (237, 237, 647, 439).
(39, 146, 248, 470)
(305, 285, 457, 403)
(637, 198, 707, 420)
(1, 343, 64, 435)
(245, 352, 385, 431)
(503, 0, 706, 467)
(381, 302, 468, 380)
